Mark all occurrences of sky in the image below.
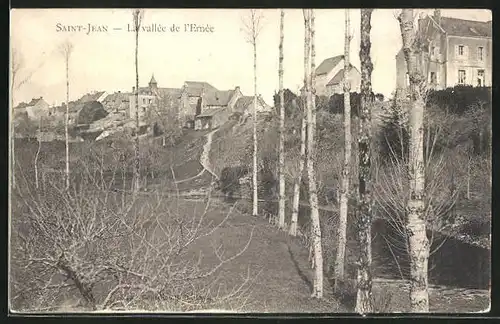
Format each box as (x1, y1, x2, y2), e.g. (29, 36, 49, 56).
(10, 8, 492, 107)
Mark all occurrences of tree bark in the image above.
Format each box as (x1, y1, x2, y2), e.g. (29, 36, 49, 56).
(398, 9, 430, 312)
(305, 9, 323, 299)
(65, 55, 70, 190)
(290, 107, 307, 236)
(133, 10, 141, 193)
(334, 9, 352, 291)
(252, 33, 259, 217)
(355, 8, 374, 314)
(278, 9, 286, 229)
(35, 117, 42, 189)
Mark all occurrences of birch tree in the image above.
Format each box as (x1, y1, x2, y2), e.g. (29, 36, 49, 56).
(289, 96, 307, 236)
(59, 41, 74, 190)
(304, 9, 323, 298)
(278, 9, 286, 229)
(355, 8, 374, 314)
(241, 9, 264, 217)
(132, 9, 144, 193)
(397, 9, 429, 312)
(334, 9, 353, 291)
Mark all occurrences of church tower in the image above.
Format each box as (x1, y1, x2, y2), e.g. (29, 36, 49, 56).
(148, 74, 158, 91)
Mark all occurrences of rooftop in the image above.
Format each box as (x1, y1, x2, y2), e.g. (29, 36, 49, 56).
(315, 55, 344, 75)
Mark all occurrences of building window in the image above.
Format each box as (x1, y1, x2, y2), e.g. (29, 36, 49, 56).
(405, 72, 410, 87)
(477, 47, 484, 61)
(457, 45, 464, 56)
(430, 72, 436, 84)
(477, 69, 485, 87)
(458, 70, 466, 85)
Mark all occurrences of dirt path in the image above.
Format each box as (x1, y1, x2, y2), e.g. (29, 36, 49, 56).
(200, 129, 218, 180)
(175, 129, 218, 184)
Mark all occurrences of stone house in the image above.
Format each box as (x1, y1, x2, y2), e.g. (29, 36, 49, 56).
(193, 86, 244, 130)
(78, 91, 108, 103)
(305, 55, 361, 96)
(234, 95, 273, 116)
(102, 91, 132, 113)
(194, 108, 229, 130)
(395, 10, 492, 91)
(20, 97, 50, 120)
(178, 81, 219, 128)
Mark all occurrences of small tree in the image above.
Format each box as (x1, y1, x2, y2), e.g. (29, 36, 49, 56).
(58, 40, 74, 190)
(241, 9, 265, 217)
(304, 8, 324, 299)
(334, 8, 353, 291)
(132, 9, 144, 193)
(277, 9, 286, 229)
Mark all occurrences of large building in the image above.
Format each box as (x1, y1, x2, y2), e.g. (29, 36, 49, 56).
(395, 10, 492, 91)
(129, 75, 182, 122)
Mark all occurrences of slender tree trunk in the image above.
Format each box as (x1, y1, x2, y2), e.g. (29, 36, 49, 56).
(134, 17, 141, 193)
(35, 117, 42, 189)
(306, 9, 323, 299)
(65, 56, 70, 190)
(398, 9, 429, 312)
(252, 37, 259, 216)
(278, 9, 286, 229)
(334, 9, 352, 291)
(290, 109, 307, 236)
(290, 12, 312, 237)
(355, 8, 374, 314)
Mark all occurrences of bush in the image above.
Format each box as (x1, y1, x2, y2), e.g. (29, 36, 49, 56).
(426, 85, 492, 115)
(218, 165, 250, 199)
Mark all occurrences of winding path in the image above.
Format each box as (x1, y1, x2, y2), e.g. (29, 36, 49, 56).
(175, 129, 218, 184)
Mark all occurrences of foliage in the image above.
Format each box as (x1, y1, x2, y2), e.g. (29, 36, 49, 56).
(11, 160, 254, 312)
(218, 165, 250, 199)
(426, 86, 492, 115)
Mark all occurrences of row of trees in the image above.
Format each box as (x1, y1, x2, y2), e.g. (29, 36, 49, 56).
(242, 8, 435, 313)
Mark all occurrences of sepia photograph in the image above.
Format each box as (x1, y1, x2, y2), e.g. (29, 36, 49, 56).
(9, 8, 491, 314)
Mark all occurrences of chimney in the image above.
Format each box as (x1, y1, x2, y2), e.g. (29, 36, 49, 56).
(235, 86, 240, 92)
(132, 86, 136, 93)
(118, 91, 121, 93)
(434, 9, 441, 26)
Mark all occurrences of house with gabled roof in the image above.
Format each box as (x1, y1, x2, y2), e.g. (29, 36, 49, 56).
(307, 55, 361, 96)
(103, 91, 132, 113)
(78, 91, 108, 104)
(21, 97, 50, 120)
(395, 10, 492, 91)
(234, 95, 273, 116)
(193, 86, 243, 130)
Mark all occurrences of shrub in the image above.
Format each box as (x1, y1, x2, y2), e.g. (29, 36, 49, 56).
(218, 165, 250, 199)
(426, 85, 492, 115)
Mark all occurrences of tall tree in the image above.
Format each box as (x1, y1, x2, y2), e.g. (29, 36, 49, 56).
(132, 9, 144, 193)
(398, 9, 429, 312)
(289, 18, 308, 237)
(241, 9, 264, 217)
(355, 8, 374, 314)
(59, 41, 74, 190)
(11, 49, 39, 188)
(278, 9, 286, 229)
(334, 9, 353, 291)
(304, 8, 324, 298)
